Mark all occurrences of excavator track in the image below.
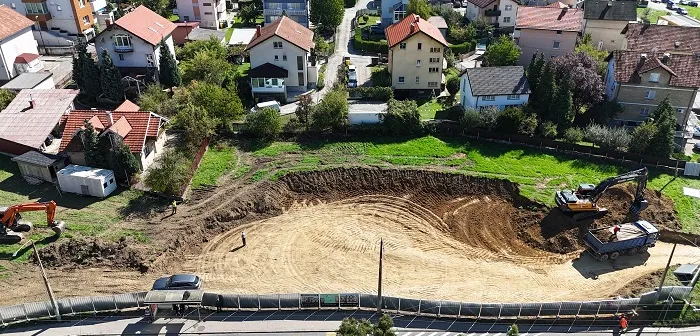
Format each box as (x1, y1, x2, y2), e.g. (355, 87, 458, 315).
(571, 208, 609, 221)
(0, 232, 23, 245)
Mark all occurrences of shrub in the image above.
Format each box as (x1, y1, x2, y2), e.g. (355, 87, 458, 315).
(312, 88, 349, 131)
(348, 86, 394, 101)
(245, 107, 283, 139)
(629, 121, 657, 154)
(539, 121, 558, 139)
(382, 99, 422, 135)
(478, 106, 499, 131)
(362, 14, 368, 21)
(446, 76, 460, 96)
(496, 106, 524, 133)
(461, 108, 480, 131)
(519, 113, 538, 136)
(672, 152, 691, 161)
(449, 41, 471, 55)
(145, 149, 191, 195)
(354, 29, 389, 53)
(371, 66, 391, 86)
(562, 127, 584, 143)
(584, 123, 631, 151)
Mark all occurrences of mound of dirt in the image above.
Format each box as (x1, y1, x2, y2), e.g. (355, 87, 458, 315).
(37, 238, 150, 272)
(596, 184, 681, 230)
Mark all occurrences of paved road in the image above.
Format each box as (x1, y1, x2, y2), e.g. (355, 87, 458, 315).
(4, 310, 700, 336)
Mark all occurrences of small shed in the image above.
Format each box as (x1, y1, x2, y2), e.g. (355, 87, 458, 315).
(11, 151, 67, 183)
(57, 165, 117, 197)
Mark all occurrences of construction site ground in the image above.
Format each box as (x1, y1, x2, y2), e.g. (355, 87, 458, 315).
(1, 136, 700, 307)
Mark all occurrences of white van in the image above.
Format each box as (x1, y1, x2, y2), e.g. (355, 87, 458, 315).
(250, 100, 281, 113)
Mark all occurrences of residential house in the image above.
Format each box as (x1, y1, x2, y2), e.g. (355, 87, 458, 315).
(621, 23, 700, 52)
(59, 110, 168, 170)
(93, 6, 177, 82)
(90, 0, 114, 29)
(245, 16, 317, 102)
(176, 0, 226, 29)
(427, 16, 448, 38)
(458, 66, 530, 110)
(582, 0, 637, 51)
(0, 6, 39, 82)
(0, 0, 95, 42)
(514, 6, 584, 65)
(263, 0, 309, 28)
(381, 0, 407, 27)
(385, 14, 449, 94)
(0, 89, 78, 155)
(465, 0, 520, 32)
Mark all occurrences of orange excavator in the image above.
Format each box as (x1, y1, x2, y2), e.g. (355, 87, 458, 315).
(0, 201, 66, 245)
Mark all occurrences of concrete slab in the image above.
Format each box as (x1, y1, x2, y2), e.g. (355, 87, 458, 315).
(229, 28, 257, 45)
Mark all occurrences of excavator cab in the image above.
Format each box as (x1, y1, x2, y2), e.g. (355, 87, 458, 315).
(576, 183, 596, 197)
(0, 201, 66, 245)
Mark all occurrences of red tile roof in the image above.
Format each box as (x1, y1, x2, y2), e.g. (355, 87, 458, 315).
(515, 7, 584, 32)
(545, 1, 569, 8)
(14, 53, 39, 64)
(60, 110, 167, 154)
(623, 23, 700, 54)
(385, 14, 449, 49)
(114, 5, 177, 46)
(0, 5, 34, 41)
(467, 0, 496, 8)
(246, 16, 314, 52)
(608, 50, 700, 88)
(115, 100, 141, 112)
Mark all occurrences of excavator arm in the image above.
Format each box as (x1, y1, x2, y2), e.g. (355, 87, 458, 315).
(0, 201, 66, 244)
(588, 168, 648, 204)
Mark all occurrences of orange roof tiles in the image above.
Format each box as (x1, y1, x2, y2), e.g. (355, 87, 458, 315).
(385, 14, 449, 49)
(60, 110, 166, 154)
(246, 16, 314, 52)
(114, 5, 177, 46)
(0, 5, 34, 41)
(115, 100, 141, 112)
(515, 7, 584, 32)
(14, 53, 39, 64)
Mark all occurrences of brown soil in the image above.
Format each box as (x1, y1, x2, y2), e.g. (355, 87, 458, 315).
(36, 238, 150, 272)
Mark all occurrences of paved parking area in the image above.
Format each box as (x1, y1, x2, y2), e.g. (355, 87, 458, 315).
(349, 55, 374, 87)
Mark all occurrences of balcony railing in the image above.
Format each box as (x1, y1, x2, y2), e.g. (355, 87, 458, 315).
(484, 9, 501, 17)
(114, 45, 134, 52)
(263, 8, 307, 16)
(26, 12, 52, 21)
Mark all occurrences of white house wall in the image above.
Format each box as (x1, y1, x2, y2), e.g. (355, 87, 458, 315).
(459, 73, 529, 110)
(249, 35, 309, 87)
(498, 0, 518, 28)
(176, 0, 221, 29)
(0, 0, 85, 36)
(95, 26, 175, 70)
(0, 27, 39, 80)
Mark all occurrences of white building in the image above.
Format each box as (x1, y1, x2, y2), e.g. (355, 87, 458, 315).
(465, 0, 519, 32)
(0, 0, 95, 42)
(459, 66, 530, 110)
(57, 165, 117, 197)
(0, 6, 39, 82)
(93, 6, 177, 82)
(176, 0, 226, 29)
(245, 16, 318, 103)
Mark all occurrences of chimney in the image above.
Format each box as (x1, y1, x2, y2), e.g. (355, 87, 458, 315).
(29, 94, 35, 110)
(640, 53, 648, 60)
(662, 52, 671, 64)
(410, 23, 415, 33)
(415, 15, 420, 22)
(106, 110, 113, 126)
(105, 18, 112, 28)
(256, 25, 262, 37)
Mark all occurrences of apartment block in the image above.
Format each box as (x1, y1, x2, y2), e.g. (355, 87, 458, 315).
(263, 0, 309, 28)
(0, 0, 95, 41)
(176, 0, 226, 29)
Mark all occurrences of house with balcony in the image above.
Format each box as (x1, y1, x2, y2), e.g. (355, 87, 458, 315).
(93, 6, 177, 82)
(385, 14, 449, 95)
(263, 0, 309, 28)
(381, 0, 408, 27)
(514, 6, 583, 65)
(465, 0, 519, 32)
(1, 0, 95, 42)
(0, 5, 39, 82)
(176, 0, 227, 29)
(458, 66, 530, 111)
(582, 0, 637, 52)
(245, 16, 317, 103)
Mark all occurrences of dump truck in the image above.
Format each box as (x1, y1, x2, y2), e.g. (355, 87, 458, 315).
(584, 220, 659, 261)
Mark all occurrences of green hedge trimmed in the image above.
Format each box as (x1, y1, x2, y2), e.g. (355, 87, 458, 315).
(450, 41, 472, 55)
(349, 86, 394, 101)
(354, 28, 389, 53)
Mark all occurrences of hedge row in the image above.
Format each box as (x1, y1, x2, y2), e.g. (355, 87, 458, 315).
(348, 86, 394, 101)
(345, 0, 356, 7)
(354, 28, 389, 54)
(449, 41, 473, 55)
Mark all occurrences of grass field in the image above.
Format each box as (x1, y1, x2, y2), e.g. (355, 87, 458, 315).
(638, 8, 668, 23)
(357, 15, 380, 29)
(191, 145, 239, 188)
(244, 136, 700, 233)
(418, 98, 442, 119)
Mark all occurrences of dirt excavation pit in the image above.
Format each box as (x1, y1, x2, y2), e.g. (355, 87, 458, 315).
(165, 168, 700, 303)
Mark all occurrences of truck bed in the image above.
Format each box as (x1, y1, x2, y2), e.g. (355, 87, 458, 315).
(591, 224, 646, 243)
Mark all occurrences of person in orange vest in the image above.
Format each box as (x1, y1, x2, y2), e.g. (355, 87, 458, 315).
(619, 314, 629, 334)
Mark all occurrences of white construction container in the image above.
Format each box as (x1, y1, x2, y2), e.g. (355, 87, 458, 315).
(57, 165, 117, 197)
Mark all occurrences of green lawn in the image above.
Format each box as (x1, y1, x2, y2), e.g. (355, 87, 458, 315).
(358, 15, 381, 29)
(247, 136, 700, 233)
(225, 27, 234, 43)
(169, 14, 179, 22)
(680, 5, 700, 20)
(190, 145, 238, 188)
(638, 8, 668, 23)
(418, 98, 442, 119)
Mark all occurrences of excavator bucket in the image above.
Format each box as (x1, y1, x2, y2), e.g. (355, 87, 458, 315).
(50, 221, 66, 236)
(631, 198, 649, 214)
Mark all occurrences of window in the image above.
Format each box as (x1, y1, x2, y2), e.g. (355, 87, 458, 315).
(640, 108, 650, 117)
(204, 12, 213, 15)
(109, 178, 114, 184)
(645, 90, 656, 99)
(430, 47, 441, 53)
(25, 2, 48, 14)
(415, 76, 420, 84)
(184, 15, 189, 20)
(505, 4, 512, 10)
(507, 94, 520, 100)
(649, 73, 660, 83)
(83, 15, 90, 25)
(677, 108, 685, 113)
(275, 55, 279, 61)
(297, 56, 304, 70)
(287, 2, 301, 9)
(482, 96, 496, 101)
(416, 60, 421, 67)
(503, 17, 511, 23)
(418, 43, 422, 50)
(398, 76, 405, 84)
(429, 67, 439, 73)
(429, 57, 440, 63)
(146, 54, 154, 67)
(428, 82, 438, 87)
(399, 42, 407, 49)
(78, 0, 85, 7)
(273, 41, 283, 49)
(118, 54, 124, 61)
(113, 35, 131, 47)
(394, 11, 406, 21)
(57, 5, 61, 11)
(283, 54, 287, 61)
(552, 41, 560, 49)
(103, 182, 108, 188)
(556, 30, 562, 35)
(203, 2, 212, 5)
(272, 78, 279, 86)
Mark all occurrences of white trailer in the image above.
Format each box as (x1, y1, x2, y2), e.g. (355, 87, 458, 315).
(57, 165, 117, 197)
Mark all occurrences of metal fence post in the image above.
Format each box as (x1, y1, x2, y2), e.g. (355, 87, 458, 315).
(298, 295, 301, 310)
(517, 303, 522, 319)
(258, 295, 261, 311)
(278, 295, 281, 311)
(477, 304, 482, 319)
(556, 302, 562, 318)
(417, 299, 422, 316)
(497, 304, 503, 320)
(237, 296, 241, 311)
(594, 301, 601, 318)
(536, 303, 543, 319)
(457, 303, 462, 318)
(317, 294, 320, 310)
(575, 302, 582, 318)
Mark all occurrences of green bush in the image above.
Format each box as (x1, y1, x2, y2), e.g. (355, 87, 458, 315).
(449, 41, 472, 55)
(563, 127, 584, 143)
(371, 66, 391, 86)
(446, 76, 460, 95)
(497, 107, 524, 133)
(672, 152, 691, 161)
(539, 121, 558, 139)
(354, 28, 389, 53)
(345, 0, 357, 8)
(478, 106, 499, 131)
(348, 86, 393, 101)
(519, 113, 538, 136)
(317, 64, 327, 89)
(461, 108, 480, 131)
(245, 107, 283, 139)
(382, 99, 422, 135)
(584, 123, 631, 151)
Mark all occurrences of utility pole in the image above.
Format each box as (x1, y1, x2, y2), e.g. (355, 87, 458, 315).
(377, 238, 383, 313)
(33, 241, 61, 321)
(658, 243, 677, 299)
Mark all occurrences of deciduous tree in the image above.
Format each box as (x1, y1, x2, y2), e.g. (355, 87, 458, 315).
(245, 107, 283, 139)
(295, 93, 314, 126)
(383, 99, 422, 135)
(446, 76, 460, 95)
(158, 40, 181, 87)
(239, 4, 259, 26)
(483, 36, 521, 66)
(407, 0, 431, 19)
(174, 103, 216, 151)
(310, 0, 344, 31)
(0, 89, 16, 110)
(99, 50, 124, 102)
(311, 88, 348, 131)
(145, 148, 191, 195)
(180, 49, 234, 85)
(551, 52, 604, 113)
(629, 121, 658, 154)
(139, 0, 170, 18)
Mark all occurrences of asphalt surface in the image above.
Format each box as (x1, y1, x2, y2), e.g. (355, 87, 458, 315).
(4, 310, 700, 336)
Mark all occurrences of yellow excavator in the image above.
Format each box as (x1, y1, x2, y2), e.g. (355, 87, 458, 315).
(0, 201, 66, 244)
(555, 168, 649, 221)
